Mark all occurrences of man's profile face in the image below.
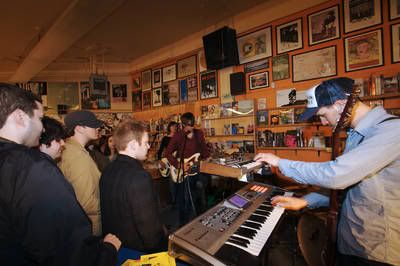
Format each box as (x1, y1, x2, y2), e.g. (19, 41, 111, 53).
(135, 132, 149, 161)
(24, 101, 44, 147)
(316, 105, 340, 127)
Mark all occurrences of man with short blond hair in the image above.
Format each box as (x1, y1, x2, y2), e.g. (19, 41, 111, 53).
(100, 119, 166, 252)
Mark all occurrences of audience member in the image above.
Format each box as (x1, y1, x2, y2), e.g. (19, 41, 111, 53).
(100, 119, 167, 253)
(59, 110, 103, 236)
(0, 83, 120, 265)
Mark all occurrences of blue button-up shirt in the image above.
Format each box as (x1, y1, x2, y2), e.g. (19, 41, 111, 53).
(278, 106, 400, 265)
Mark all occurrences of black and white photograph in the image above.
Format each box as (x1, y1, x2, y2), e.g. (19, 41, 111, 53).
(343, 0, 382, 33)
(162, 64, 176, 82)
(152, 87, 162, 107)
(308, 5, 340, 45)
(276, 18, 303, 54)
(111, 84, 127, 103)
(272, 54, 290, 81)
(142, 90, 151, 110)
(152, 68, 162, 88)
(200, 71, 218, 100)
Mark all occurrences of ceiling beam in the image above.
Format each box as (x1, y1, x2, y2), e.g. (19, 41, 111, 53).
(9, 0, 126, 82)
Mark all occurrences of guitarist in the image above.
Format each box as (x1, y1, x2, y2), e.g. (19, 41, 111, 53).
(165, 112, 210, 226)
(254, 77, 400, 266)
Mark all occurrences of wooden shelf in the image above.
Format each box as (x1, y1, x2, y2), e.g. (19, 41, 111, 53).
(257, 105, 306, 112)
(202, 114, 254, 121)
(256, 146, 332, 152)
(256, 122, 322, 128)
(206, 134, 254, 138)
(360, 93, 400, 101)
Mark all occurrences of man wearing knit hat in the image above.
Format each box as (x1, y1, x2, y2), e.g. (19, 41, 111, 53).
(59, 110, 103, 236)
(255, 77, 400, 265)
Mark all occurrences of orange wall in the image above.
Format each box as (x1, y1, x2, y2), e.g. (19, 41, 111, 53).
(132, 0, 400, 161)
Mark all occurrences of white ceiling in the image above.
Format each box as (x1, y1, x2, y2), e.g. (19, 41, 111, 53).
(0, 0, 267, 82)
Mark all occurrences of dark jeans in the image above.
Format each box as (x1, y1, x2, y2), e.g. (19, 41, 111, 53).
(175, 174, 208, 226)
(337, 253, 391, 266)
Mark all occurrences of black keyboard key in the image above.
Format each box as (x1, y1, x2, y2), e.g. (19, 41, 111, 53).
(230, 235, 250, 244)
(249, 214, 266, 223)
(243, 221, 261, 229)
(227, 238, 248, 248)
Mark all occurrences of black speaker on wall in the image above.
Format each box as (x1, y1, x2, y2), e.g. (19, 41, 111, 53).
(230, 72, 245, 96)
(202, 26, 239, 70)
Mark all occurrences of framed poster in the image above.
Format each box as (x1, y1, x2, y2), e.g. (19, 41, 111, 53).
(276, 18, 303, 54)
(162, 64, 176, 82)
(237, 26, 272, 64)
(177, 55, 197, 78)
(200, 71, 218, 100)
(152, 69, 162, 88)
(344, 29, 383, 71)
(132, 76, 140, 90)
(163, 80, 179, 105)
(292, 46, 337, 82)
(391, 23, 400, 63)
(132, 90, 142, 112)
(198, 49, 207, 72)
(272, 54, 290, 81)
(249, 71, 269, 90)
(152, 87, 162, 107)
(179, 79, 188, 103)
(244, 58, 269, 73)
(343, 0, 382, 33)
(111, 84, 127, 103)
(308, 5, 340, 46)
(141, 70, 151, 90)
(186, 75, 198, 102)
(389, 0, 400, 20)
(142, 90, 151, 110)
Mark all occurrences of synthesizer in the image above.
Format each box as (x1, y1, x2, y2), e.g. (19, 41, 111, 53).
(168, 182, 292, 265)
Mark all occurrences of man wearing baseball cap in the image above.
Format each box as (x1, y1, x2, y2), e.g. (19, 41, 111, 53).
(255, 77, 400, 265)
(59, 110, 104, 236)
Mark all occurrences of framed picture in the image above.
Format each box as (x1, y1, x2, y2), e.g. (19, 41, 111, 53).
(152, 69, 162, 88)
(200, 71, 218, 100)
(111, 84, 127, 103)
(272, 54, 290, 81)
(249, 71, 269, 90)
(343, 0, 382, 33)
(244, 58, 269, 73)
(389, 0, 400, 20)
(142, 90, 151, 110)
(198, 50, 207, 72)
(152, 87, 162, 107)
(237, 26, 272, 64)
(132, 76, 140, 90)
(344, 29, 383, 71)
(186, 75, 198, 102)
(308, 5, 340, 46)
(162, 64, 176, 82)
(292, 46, 337, 82)
(391, 23, 400, 63)
(132, 90, 142, 112)
(179, 79, 188, 103)
(276, 18, 303, 54)
(163, 80, 179, 105)
(141, 70, 151, 90)
(177, 55, 197, 78)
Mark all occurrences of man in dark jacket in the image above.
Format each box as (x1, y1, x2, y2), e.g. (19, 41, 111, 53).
(100, 119, 167, 253)
(0, 83, 119, 266)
